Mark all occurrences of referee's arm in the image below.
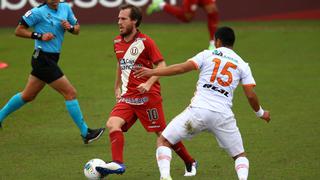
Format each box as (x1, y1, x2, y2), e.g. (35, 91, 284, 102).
(15, 24, 33, 39)
(61, 20, 80, 35)
(15, 23, 54, 41)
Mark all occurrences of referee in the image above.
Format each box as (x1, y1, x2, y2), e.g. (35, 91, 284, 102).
(0, 0, 105, 144)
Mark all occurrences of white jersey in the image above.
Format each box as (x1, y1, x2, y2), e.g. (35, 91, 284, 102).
(189, 47, 256, 116)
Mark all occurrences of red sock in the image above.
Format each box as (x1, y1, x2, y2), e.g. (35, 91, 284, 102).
(207, 11, 219, 40)
(109, 130, 124, 163)
(172, 141, 194, 164)
(163, 4, 189, 22)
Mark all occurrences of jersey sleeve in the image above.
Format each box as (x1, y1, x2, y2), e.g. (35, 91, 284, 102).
(188, 50, 208, 70)
(67, 5, 78, 25)
(240, 63, 256, 85)
(146, 38, 164, 64)
(22, 8, 40, 27)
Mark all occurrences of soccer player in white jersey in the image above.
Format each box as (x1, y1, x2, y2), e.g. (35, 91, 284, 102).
(135, 26, 271, 180)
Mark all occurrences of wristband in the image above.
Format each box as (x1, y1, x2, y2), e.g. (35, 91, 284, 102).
(255, 106, 264, 117)
(31, 32, 42, 40)
(68, 25, 74, 33)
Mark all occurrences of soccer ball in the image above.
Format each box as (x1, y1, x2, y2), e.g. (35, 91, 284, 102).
(84, 158, 106, 180)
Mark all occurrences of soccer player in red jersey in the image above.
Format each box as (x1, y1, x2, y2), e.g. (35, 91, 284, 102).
(95, 4, 197, 178)
(147, 0, 219, 50)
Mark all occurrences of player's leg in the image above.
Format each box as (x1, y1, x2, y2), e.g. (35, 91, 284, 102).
(147, 0, 196, 22)
(155, 107, 202, 179)
(106, 116, 126, 164)
(49, 75, 104, 143)
(0, 75, 45, 127)
(202, 0, 218, 49)
(156, 134, 173, 180)
(208, 112, 249, 180)
(95, 116, 127, 176)
(233, 153, 249, 180)
(96, 104, 136, 176)
(140, 100, 196, 176)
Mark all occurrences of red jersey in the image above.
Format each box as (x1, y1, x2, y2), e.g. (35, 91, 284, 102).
(113, 31, 164, 105)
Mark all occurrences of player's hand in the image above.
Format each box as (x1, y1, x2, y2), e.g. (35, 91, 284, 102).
(137, 83, 151, 94)
(61, 20, 72, 31)
(115, 88, 121, 101)
(42, 33, 55, 41)
(260, 110, 271, 123)
(134, 67, 154, 78)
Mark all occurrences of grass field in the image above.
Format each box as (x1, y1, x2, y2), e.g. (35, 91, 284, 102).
(0, 20, 320, 180)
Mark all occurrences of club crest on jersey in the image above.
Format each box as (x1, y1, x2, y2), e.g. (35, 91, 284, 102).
(130, 47, 139, 55)
(46, 13, 52, 19)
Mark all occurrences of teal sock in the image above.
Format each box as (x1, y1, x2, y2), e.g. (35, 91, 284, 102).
(0, 93, 26, 123)
(65, 99, 88, 137)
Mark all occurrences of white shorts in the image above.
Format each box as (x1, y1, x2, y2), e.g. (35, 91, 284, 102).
(162, 106, 244, 157)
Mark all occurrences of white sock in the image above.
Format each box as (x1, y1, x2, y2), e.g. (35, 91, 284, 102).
(156, 146, 172, 178)
(235, 156, 249, 180)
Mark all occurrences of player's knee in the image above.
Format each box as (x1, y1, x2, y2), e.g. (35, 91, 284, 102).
(106, 119, 119, 131)
(21, 93, 37, 102)
(106, 120, 112, 130)
(64, 88, 77, 100)
(157, 135, 171, 147)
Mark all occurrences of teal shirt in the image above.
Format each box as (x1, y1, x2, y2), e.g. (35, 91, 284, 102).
(22, 2, 77, 53)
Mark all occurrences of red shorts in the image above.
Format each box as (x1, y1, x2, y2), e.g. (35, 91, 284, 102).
(110, 95, 166, 132)
(183, 0, 216, 13)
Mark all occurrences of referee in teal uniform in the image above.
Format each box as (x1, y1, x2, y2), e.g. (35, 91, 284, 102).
(0, 0, 105, 144)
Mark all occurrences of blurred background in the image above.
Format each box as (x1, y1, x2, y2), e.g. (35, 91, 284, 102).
(1, 0, 320, 179)
(1, 0, 320, 26)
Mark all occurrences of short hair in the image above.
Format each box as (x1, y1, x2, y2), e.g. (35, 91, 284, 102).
(119, 4, 142, 27)
(214, 26, 235, 46)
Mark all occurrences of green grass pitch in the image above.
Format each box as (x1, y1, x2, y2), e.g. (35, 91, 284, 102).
(0, 20, 320, 179)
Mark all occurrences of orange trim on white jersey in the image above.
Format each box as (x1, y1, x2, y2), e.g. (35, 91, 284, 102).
(188, 59, 199, 70)
(242, 84, 256, 87)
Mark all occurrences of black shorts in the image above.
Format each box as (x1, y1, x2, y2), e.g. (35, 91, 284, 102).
(31, 49, 64, 83)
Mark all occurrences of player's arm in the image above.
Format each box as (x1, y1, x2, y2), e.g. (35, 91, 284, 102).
(15, 24, 54, 41)
(242, 85, 271, 122)
(135, 60, 196, 78)
(114, 63, 122, 101)
(136, 60, 166, 93)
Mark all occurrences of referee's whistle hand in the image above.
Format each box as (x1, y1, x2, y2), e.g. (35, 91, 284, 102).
(42, 33, 55, 41)
(61, 20, 71, 30)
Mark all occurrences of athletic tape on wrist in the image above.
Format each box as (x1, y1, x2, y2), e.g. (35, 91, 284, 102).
(255, 106, 264, 117)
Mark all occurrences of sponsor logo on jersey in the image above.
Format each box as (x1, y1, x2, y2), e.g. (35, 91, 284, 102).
(119, 58, 142, 70)
(116, 50, 124, 54)
(114, 39, 121, 43)
(203, 83, 229, 97)
(148, 125, 161, 129)
(213, 50, 238, 63)
(119, 97, 149, 105)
